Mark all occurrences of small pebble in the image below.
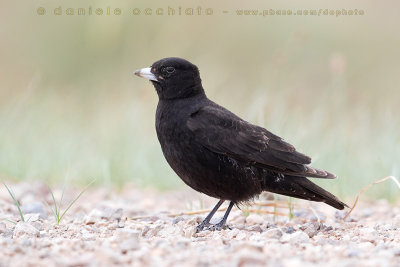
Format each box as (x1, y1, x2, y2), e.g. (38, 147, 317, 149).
(245, 214, 264, 226)
(13, 222, 40, 238)
(262, 228, 283, 239)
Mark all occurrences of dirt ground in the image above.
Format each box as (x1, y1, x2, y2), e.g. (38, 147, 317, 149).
(0, 182, 399, 267)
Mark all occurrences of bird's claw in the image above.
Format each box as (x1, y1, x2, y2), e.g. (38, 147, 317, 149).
(196, 222, 211, 233)
(208, 224, 231, 231)
(196, 222, 231, 232)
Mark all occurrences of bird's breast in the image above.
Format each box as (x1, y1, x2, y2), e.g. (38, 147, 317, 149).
(153, 99, 265, 201)
(155, 100, 193, 159)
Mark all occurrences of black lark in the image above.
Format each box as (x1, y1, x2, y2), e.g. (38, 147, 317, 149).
(135, 57, 347, 232)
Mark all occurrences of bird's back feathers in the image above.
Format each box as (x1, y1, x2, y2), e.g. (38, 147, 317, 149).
(187, 103, 336, 179)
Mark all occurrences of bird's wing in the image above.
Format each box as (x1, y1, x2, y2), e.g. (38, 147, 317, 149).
(187, 105, 336, 179)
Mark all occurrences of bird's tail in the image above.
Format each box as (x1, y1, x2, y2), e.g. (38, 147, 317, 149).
(265, 175, 348, 210)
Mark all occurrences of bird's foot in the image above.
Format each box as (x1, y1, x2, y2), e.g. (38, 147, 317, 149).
(196, 221, 212, 233)
(196, 221, 231, 232)
(207, 223, 231, 231)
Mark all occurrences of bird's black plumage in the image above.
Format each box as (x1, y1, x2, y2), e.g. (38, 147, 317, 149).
(135, 57, 347, 231)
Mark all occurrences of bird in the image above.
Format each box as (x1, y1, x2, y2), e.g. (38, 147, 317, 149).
(134, 57, 348, 232)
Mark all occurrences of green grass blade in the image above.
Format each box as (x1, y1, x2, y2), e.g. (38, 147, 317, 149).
(59, 179, 96, 222)
(288, 197, 294, 220)
(2, 218, 17, 224)
(44, 192, 59, 223)
(48, 186, 60, 222)
(59, 185, 65, 215)
(44, 201, 58, 223)
(2, 182, 24, 222)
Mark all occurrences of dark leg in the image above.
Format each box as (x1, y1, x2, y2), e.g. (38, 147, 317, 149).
(211, 201, 234, 230)
(196, 200, 224, 232)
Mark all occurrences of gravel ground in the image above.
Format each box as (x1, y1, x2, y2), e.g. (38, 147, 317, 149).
(0, 182, 399, 267)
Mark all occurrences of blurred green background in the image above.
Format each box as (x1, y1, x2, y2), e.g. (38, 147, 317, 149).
(0, 0, 399, 200)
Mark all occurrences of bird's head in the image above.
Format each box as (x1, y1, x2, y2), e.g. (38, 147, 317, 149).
(135, 57, 204, 100)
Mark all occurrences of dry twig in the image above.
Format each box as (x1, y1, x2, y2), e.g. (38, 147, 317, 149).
(344, 176, 400, 220)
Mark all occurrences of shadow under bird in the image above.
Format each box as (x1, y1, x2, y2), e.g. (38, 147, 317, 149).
(135, 57, 348, 232)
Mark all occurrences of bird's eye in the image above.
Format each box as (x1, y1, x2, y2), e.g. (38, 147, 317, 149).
(165, 67, 175, 74)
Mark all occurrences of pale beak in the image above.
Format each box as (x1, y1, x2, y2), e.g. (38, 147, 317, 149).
(134, 67, 158, 82)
